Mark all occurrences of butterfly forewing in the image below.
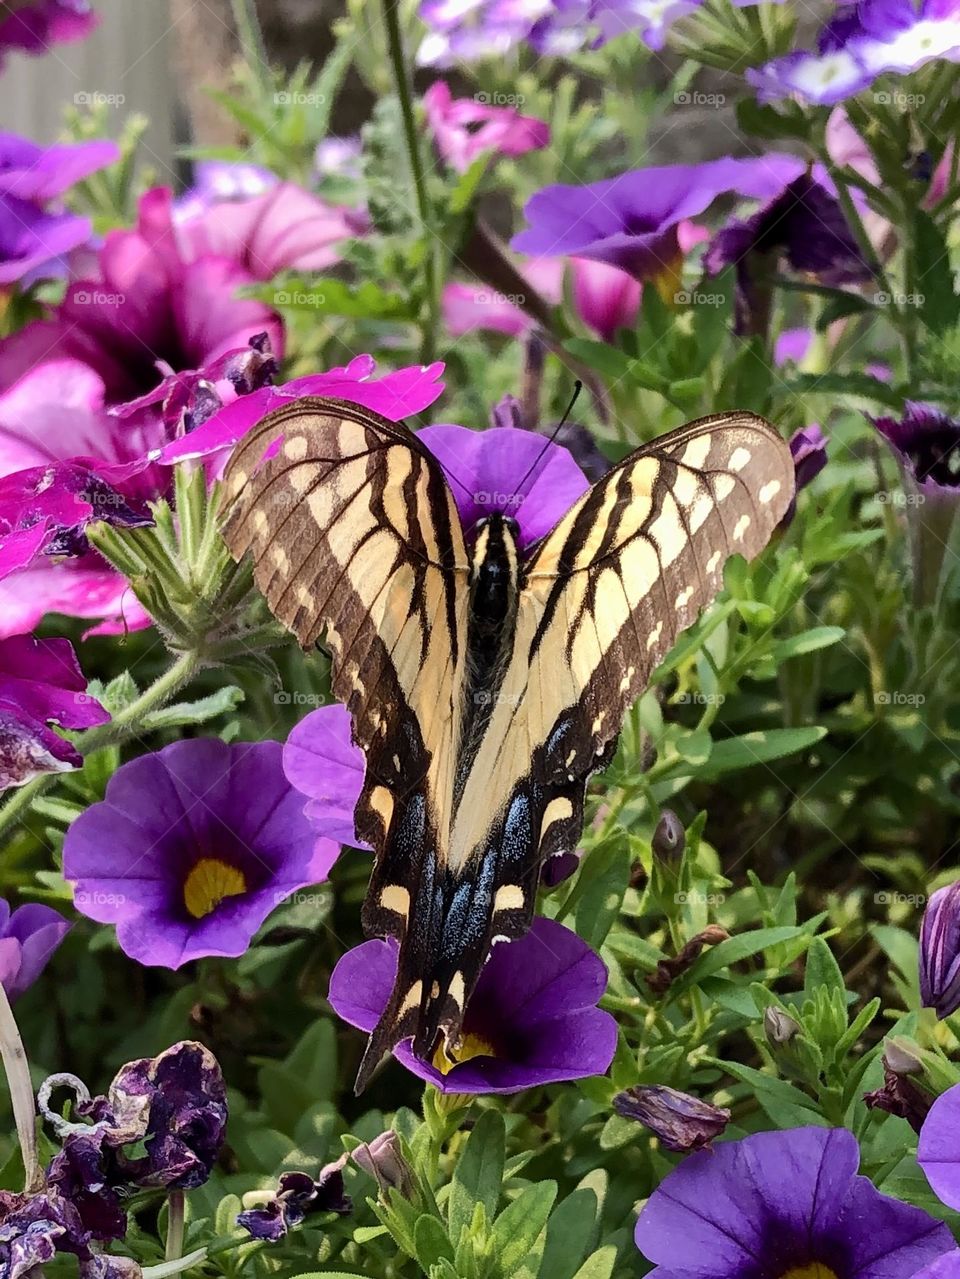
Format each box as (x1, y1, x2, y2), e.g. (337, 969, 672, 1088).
(222, 401, 794, 1090)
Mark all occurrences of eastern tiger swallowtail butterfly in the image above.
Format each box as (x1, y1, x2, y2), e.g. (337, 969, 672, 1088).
(221, 399, 794, 1090)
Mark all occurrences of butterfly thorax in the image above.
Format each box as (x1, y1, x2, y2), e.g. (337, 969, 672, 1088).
(467, 513, 521, 675)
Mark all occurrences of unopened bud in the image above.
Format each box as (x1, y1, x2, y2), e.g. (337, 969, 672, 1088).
(864, 1041, 932, 1134)
(614, 1084, 730, 1152)
(764, 1006, 801, 1046)
(652, 810, 685, 861)
(351, 1131, 414, 1200)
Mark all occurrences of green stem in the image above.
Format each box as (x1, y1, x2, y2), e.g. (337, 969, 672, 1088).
(381, 0, 439, 364)
(0, 651, 200, 841)
(165, 1189, 185, 1263)
(0, 982, 40, 1193)
(229, 0, 272, 94)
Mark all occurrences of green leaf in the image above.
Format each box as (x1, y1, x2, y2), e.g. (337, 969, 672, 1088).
(913, 208, 960, 336)
(784, 372, 902, 408)
(490, 1181, 557, 1279)
(140, 685, 244, 731)
(766, 627, 845, 663)
(710, 1059, 827, 1128)
(669, 925, 809, 995)
(571, 1246, 618, 1279)
(449, 1110, 505, 1243)
(804, 936, 846, 1002)
(414, 1214, 455, 1271)
(265, 277, 415, 320)
(816, 291, 877, 331)
(574, 840, 632, 949)
(539, 1188, 599, 1279)
(698, 727, 826, 779)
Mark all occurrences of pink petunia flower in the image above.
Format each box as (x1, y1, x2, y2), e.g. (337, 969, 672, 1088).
(423, 80, 550, 174)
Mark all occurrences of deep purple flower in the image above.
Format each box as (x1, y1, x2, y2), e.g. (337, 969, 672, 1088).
(0, 1, 97, 64)
(328, 917, 617, 1094)
(614, 1084, 730, 1152)
(238, 1156, 351, 1241)
(919, 881, 960, 1018)
(282, 703, 367, 853)
(46, 1132, 127, 1242)
(62, 739, 329, 968)
(512, 155, 805, 282)
(423, 81, 550, 173)
(748, 0, 960, 105)
(0, 898, 69, 1001)
(636, 1125, 957, 1277)
(0, 633, 109, 790)
(919, 1084, 960, 1211)
(704, 173, 870, 335)
(779, 423, 828, 525)
(156, 356, 446, 469)
(0, 133, 117, 285)
(0, 1188, 87, 1278)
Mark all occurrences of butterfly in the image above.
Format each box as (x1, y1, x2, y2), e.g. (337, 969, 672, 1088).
(221, 399, 794, 1090)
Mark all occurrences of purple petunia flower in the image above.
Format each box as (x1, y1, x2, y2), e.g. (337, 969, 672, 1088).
(0, 898, 70, 1000)
(237, 1156, 351, 1241)
(0, 632, 109, 790)
(283, 702, 367, 853)
(919, 881, 960, 1019)
(635, 1125, 958, 1277)
(328, 917, 617, 1093)
(919, 1084, 960, 1212)
(748, 0, 960, 105)
(62, 739, 329, 968)
(512, 155, 806, 282)
(0, 133, 117, 286)
(704, 173, 871, 336)
(423, 80, 550, 174)
(0, 1, 97, 65)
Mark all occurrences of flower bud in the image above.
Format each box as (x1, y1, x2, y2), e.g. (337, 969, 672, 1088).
(647, 926, 729, 995)
(652, 810, 685, 862)
(614, 1085, 730, 1153)
(351, 1131, 414, 1200)
(919, 882, 960, 1018)
(764, 1006, 801, 1046)
(864, 1042, 932, 1134)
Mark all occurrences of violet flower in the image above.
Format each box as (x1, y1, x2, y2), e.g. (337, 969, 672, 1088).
(0, 898, 69, 1000)
(0, 633, 109, 790)
(0, 133, 117, 285)
(919, 881, 960, 1018)
(423, 81, 549, 173)
(0, 1, 97, 64)
(62, 739, 327, 968)
(635, 1125, 957, 1277)
(328, 917, 617, 1094)
(919, 1083, 960, 1211)
(614, 1085, 730, 1152)
(282, 702, 367, 854)
(780, 424, 828, 525)
(512, 154, 806, 283)
(237, 1156, 351, 1241)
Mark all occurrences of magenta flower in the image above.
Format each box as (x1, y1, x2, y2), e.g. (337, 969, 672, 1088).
(0, 1, 98, 65)
(512, 155, 806, 281)
(0, 898, 69, 1000)
(62, 739, 330, 968)
(0, 633, 108, 791)
(636, 1126, 957, 1277)
(328, 917, 617, 1093)
(423, 80, 550, 173)
(156, 356, 446, 467)
(441, 258, 562, 338)
(0, 133, 117, 285)
(570, 256, 642, 341)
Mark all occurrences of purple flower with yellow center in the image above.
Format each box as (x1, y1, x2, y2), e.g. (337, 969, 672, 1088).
(635, 1125, 957, 1278)
(0, 1, 98, 65)
(0, 633, 109, 791)
(62, 739, 328, 968)
(0, 898, 69, 1000)
(704, 172, 870, 336)
(328, 917, 617, 1093)
(512, 155, 805, 288)
(919, 880, 960, 1019)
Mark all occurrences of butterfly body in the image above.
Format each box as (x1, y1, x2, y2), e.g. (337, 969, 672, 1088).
(221, 398, 794, 1089)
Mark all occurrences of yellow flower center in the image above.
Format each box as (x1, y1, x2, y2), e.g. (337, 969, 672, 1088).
(432, 1032, 496, 1075)
(781, 1267, 839, 1279)
(183, 858, 247, 919)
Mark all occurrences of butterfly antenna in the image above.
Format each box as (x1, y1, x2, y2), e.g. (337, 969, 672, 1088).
(512, 380, 583, 500)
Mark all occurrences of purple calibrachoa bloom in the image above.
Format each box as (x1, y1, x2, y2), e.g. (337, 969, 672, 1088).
(919, 1084, 960, 1211)
(237, 1156, 351, 1241)
(423, 80, 550, 173)
(0, 1, 98, 65)
(62, 739, 328, 968)
(780, 423, 828, 525)
(919, 881, 960, 1018)
(0, 133, 117, 285)
(0, 633, 109, 790)
(512, 155, 805, 284)
(328, 917, 617, 1094)
(614, 1084, 730, 1152)
(0, 898, 69, 1000)
(635, 1125, 958, 1277)
(283, 702, 367, 854)
(748, 0, 960, 105)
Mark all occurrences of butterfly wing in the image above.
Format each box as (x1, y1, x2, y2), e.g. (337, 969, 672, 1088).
(442, 411, 795, 986)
